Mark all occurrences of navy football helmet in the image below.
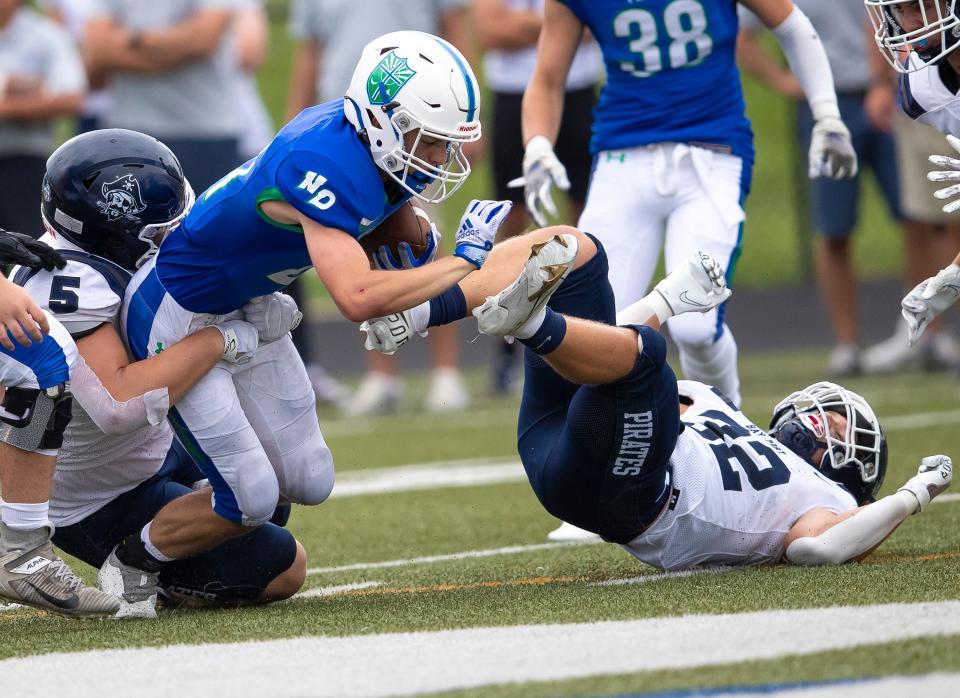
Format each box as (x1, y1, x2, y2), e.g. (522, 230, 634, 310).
(41, 129, 194, 271)
(769, 382, 888, 504)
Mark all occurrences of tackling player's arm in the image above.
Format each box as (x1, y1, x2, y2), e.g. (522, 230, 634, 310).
(266, 200, 475, 322)
(784, 455, 953, 565)
(0, 276, 49, 351)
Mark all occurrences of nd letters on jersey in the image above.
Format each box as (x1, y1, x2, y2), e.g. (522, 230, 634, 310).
(559, 0, 753, 168)
(155, 99, 412, 314)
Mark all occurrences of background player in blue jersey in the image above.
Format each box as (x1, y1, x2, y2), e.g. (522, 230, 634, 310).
(120, 30, 497, 593)
(514, 0, 857, 539)
(0, 236, 121, 616)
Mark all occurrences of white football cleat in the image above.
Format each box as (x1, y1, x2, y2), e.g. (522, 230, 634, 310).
(547, 522, 602, 542)
(424, 368, 471, 413)
(474, 233, 578, 336)
(360, 310, 413, 356)
(653, 250, 731, 318)
(341, 372, 405, 417)
(97, 548, 159, 620)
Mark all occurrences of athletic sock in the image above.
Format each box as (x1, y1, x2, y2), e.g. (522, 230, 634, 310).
(0, 500, 50, 530)
(427, 286, 467, 327)
(141, 521, 175, 562)
(115, 530, 167, 573)
(518, 308, 567, 355)
(678, 326, 741, 407)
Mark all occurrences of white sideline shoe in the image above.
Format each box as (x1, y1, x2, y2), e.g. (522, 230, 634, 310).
(97, 548, 159, 620)
(424, 368, 471, 412)
(474, 234, 578, 337)
(547, 522, 602, 543)
(341, 372, 404, 416)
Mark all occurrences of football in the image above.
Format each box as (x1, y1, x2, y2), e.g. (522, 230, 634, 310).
(360, 202, 433, 266)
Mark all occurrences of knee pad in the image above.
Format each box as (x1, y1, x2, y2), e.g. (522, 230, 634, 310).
(0, 384, 73, 452)
(282, 441, 335, 506)
(667, 311, 722, 351)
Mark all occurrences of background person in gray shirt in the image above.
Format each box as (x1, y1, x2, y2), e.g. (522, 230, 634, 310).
(0, 0, 86, 235)
(83, 0, 242, 191)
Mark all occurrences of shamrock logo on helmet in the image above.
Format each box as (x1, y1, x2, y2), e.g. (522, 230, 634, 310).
(366, 51, 417, 105)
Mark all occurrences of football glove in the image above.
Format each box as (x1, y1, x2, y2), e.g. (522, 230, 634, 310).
(652, 251, 732, 320)
(242, 292, 302, 343)
(809, 117, 858, 179)
(898, 455, 952, 513)
(901, 263, 960, 345)
(507, 135, 570, 227)
(927, 134, 960, 213)
(0, 229, 66, 271)
(215, 319, 259, 364)
(360, 310, 413, 355)
(372, 209, 441, 270)
(453, 199, 512, 269)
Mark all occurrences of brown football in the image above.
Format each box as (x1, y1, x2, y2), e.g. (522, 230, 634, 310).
(359, 202, 433, 266)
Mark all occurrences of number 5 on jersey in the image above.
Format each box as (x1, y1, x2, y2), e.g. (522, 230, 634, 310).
(298, 171, 336, 211)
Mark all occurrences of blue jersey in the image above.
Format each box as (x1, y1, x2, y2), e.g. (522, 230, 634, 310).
(560, 0, 753, 167)
(155, 100, 411, 314)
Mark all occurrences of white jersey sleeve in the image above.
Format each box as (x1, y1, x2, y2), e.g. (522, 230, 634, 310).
(622, 381, 858, 570)
(10, 237, 131, 339)
(899, 53, 960, 135)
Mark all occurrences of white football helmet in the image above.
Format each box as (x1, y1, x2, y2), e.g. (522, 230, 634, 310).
(769, 382, 888, 504)
(865, 0, 960, 72)
(344, 31, 481, 203)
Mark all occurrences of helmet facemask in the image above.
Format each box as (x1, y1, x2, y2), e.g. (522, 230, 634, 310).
(866, 0, 960, 72)
(770, 382, 887, 503)
(133, 178, 195, 268)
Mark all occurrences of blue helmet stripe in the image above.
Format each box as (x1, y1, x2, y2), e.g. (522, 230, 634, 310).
(431, 37, 476, 123)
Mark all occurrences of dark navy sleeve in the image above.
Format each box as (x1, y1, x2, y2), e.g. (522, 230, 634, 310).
(636, 325, 668, 369)
(898, 72, 927, 121)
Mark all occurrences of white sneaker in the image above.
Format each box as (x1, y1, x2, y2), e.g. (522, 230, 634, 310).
(547, 522, 602, 542)
(306, 363, 349, 405)
(861, 318, 922, 374)
(474, 234, 579, 336)
(341, 372, 404, 417)
(929, 330, 960, 369)
(825, 343, 861, 377)
(424, 368, 471, 412)
(97, 548, 159, 620)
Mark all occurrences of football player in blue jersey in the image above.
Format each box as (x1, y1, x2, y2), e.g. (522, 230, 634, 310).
(512, 0, 858, 539)
(115, 30, 493, 604)
(0, 238, 122, 616)
(363, 225, 951, 569)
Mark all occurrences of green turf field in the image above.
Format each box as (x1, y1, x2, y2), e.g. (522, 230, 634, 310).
(3, 349, 958, 696)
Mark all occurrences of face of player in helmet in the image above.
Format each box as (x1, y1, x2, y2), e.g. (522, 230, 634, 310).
(402, 130, 450, 170)
(771, 409, 847, 470)
(891, 0, 948, 48)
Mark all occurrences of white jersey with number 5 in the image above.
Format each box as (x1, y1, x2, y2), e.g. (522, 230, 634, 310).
(622, 381, 857, 570)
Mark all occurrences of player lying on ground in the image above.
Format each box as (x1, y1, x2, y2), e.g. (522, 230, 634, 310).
(1, 241, 120, 616)
(363, 216, 952, 567)
(5, 132, 306, 619)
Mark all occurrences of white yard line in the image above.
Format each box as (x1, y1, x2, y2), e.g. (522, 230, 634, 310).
(296, 581, 384, 598)
(331, 459, 524, 498)
(592, 566, 732, 587)
(883, 408, 960, 431)
(306, 540, 599, 576)
(1, 601, 958, 697)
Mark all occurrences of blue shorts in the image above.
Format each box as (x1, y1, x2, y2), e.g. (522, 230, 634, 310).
(518, 237, 679, 543)
(53, 441, 298, 605)
(798, 93, 902, 238)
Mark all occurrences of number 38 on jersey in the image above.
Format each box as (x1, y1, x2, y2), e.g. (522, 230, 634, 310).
(613, 0, 713, 78)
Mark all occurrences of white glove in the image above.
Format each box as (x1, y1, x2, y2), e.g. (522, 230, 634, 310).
(927, 134, 960, 213)
(453, 199, 512, 269)
(901, 263, 960, 345)
(507, 135, 570, 227)
(359, 310, 413, 355)
(215, 319, 259, 364)
(243, 292, 303, 343)
(809, 116, 858, 179)
(650, 251, 732, 321)
(898, 455, 952, 513)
